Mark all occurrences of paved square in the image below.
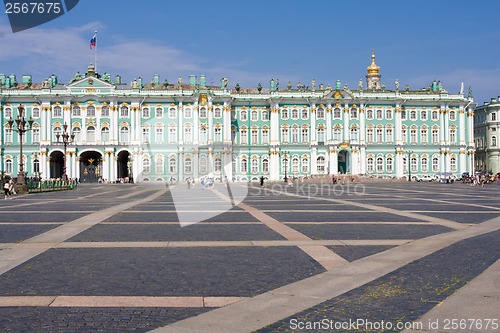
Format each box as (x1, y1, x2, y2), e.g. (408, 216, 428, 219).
(0, 180, 498, 332)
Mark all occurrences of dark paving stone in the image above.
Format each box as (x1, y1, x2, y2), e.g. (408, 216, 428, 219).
(0, 225, 59, 243)
(414, 212, 500, 224)
(104, 211, 259, 222)
(327, 245, 396, 262)
(128, 205, 245, 212)
(269, 212, 424, 223)
(0, 247, 325, 297)
(0, 306, 209, 333)
(0, 213, 89, 223)
(67, 224, 284, 242)
(251, 204, 371, 211)
(258, 229, 500, 333)
(287, 224, 452, 240)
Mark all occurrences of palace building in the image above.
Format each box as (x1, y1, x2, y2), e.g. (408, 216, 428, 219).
(473, 96, 500, 174)
(0, 54, 475, 183)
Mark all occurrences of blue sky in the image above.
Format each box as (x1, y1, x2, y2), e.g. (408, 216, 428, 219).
(1, 0, 499, 104)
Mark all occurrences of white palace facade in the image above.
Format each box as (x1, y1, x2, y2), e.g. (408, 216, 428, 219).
(0, 54, 475, 183)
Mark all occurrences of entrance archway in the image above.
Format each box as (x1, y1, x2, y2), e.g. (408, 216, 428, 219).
(338, 150, 350, 174)
(79, 151, 102, 183)
(117, 150, 132, 182)
(49, 151, 64, 179)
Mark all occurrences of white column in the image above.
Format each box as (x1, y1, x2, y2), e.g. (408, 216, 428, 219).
(110, 102, 117, 143)
(359, 105, 366, 144)
(329, 148, 338, 175)
(109, 151, 116, 182)
(396, 151, 404, 178)
(360, 147, 367, 174)
(41, 151, 48, 179)
(224, 103, 231, 144)
(310, 104, 316, 144)
(208, 103, 213, 143)
(459, 108, 466, 145)
(178, 104, 183, 144)
(270, 105, 279, 145)
(326, 104, 332, 142)
(270, 152, 279, 181)
(395, 105, 403, 144)
(311, 147, 317, 175)
(343, 104, 349, 142)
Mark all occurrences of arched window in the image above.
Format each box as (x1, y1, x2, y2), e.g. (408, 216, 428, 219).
(301, 158, 309, 173)
(333, 108, 341, 119)
(317, 108, 324, 119)
(6, 159, 13, 174)
(87, 126, 96, 142)
(301, 109, 308, 120)
(432, 110, 439, 120)
(153, 107, 162, 118)
(386, 157, 393, 173)
(120, 126, 129, 143)
(350, 127, 359, 141)
(376, 157, 384, 172)
(450, 157, 457, 172)
(291, 109, 299, 119)
(333, 127, 342, 141)
(410, 110, 417, 120)
(33, 159, 40, 174)
(262, 110, 269, 120)
(367, 157, 374, 173)
(199, 107, 207, 118)
(156, 157, 164, 175)
(169, 158, 177, 173)
(317, 156, 325, 173)
(317, 127, 325, 142)
(101, 127, 109, 142)
(53, 126, 62, 142)
(184, 126, 192, 143)
(262, 159, 269, 173)
(142, 108, 150, 118)
(101, 105, 109, 117)
(215, 158, 222, 172)
(120, 106, 129, 117)
(432, 157, 439, 172)
(301, 127, 309, 143)
(73, 127, 81, 142)
(87, 106, 95, 117)
(251, 158, 258, 174)
(251, 110, 258, 121)
(421, 157, 428, 172)
(155, 127, 163, 144)
(376, 109, 382, 119)
(492, 136, 497, 147)
(239, 109, 246, 120)
(292, 157, 299, 173)
(251, 128, 258, 144)
(449, 110, 456, 121)
(5, 127, 13, 143)
(169, 126, 177, 143)
(5, 108, 12, 118)
(169, 108, 176, 118)
(262, 127, 269, 144)
(386, 109, 392, 119)
(241, 158, 248, 173)
(143, 157, 151, 174)
(410, 157, 418, 172)
(350, 108, 358, 119)
(32, 107, 40, 118)
(366, 109, 373, 119)
(185, 157, 192, 174)
(199, 157, 207, 174)
(72, 106, 81, 116)
(214, 108, 222, 118)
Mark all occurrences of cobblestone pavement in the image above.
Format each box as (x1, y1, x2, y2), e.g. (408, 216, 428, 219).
(0, 181, 499, 332)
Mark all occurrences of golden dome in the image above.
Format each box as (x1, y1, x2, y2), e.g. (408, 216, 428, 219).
(367, 52, 380, 76)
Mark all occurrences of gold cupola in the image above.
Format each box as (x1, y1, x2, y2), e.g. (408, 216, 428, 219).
(366, 52, 380, 76)
(366, 51, 381, 90)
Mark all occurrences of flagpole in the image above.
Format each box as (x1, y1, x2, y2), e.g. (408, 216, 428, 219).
(94, 31, 98, 73)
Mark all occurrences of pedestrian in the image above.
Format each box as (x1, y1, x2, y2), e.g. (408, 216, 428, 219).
(4, 181, 11, 200)
(260, 176, 265, 188)
(187, 178, 191, 189)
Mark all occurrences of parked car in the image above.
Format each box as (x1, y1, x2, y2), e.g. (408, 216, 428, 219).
(413, 174, 434, 182)
(435, 172, 455, 184)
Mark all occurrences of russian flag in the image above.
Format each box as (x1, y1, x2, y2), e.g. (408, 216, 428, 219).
(90, 33, 97, 49)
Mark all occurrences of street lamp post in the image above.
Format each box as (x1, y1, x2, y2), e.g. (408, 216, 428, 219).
(406, 149, 414, 181)
(8, 104, 34, 186)
(56, 123, 74, 182)
(282, 150, 289, 182)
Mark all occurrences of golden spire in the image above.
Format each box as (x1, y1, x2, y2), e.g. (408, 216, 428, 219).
(367, 50, 380, 76)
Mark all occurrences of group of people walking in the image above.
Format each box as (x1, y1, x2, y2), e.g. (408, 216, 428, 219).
(3, 179, 16, 200)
